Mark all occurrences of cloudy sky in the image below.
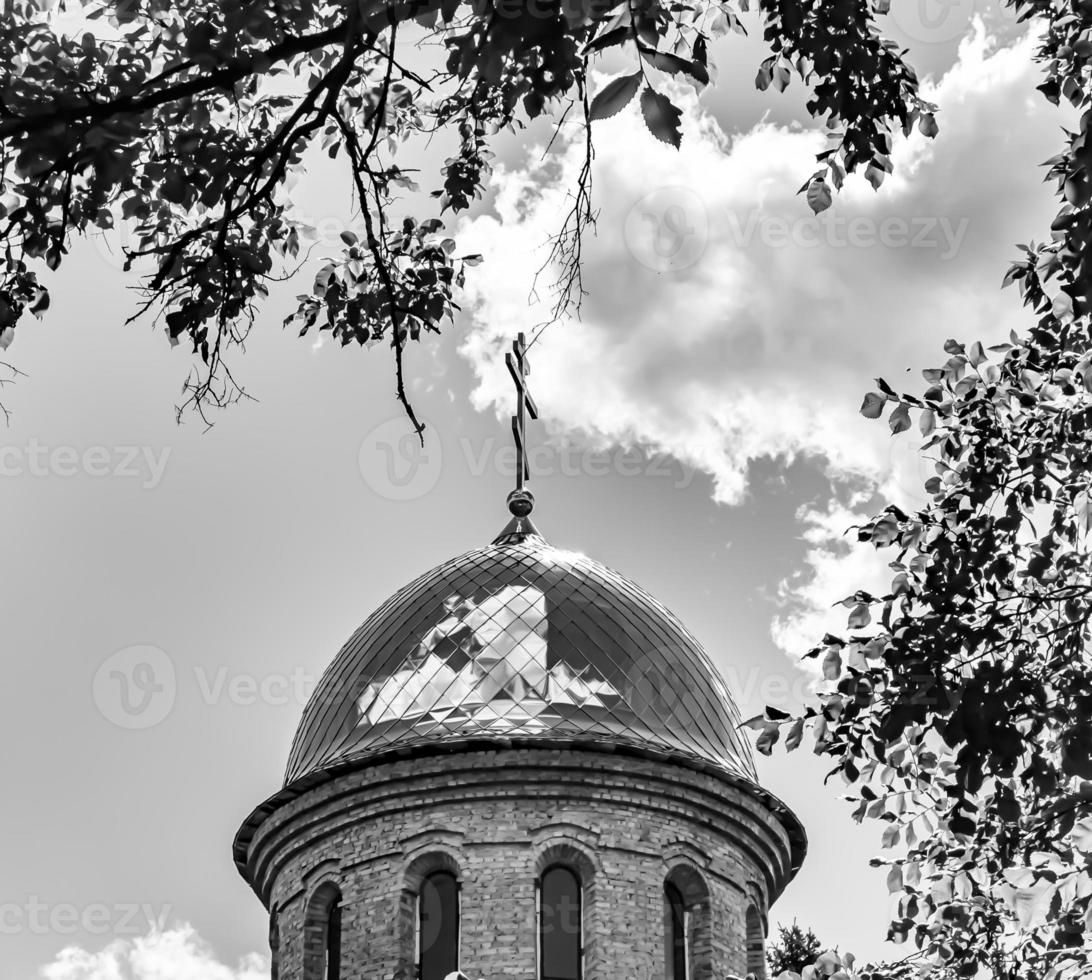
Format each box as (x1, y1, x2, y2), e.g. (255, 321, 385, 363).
(0, 1, 1068, 977)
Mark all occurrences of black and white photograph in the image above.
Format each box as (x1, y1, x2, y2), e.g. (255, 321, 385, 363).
(2, 1, 1090, 979)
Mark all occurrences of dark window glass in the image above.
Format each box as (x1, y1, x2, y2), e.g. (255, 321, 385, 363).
(540, 866, 582, 980)
(419, 871, 459, 980)
(745, 905, 766, 980)
(664, 882, 687, 980)
(325, 898, 341, 980)
(269, 908, 280, 980)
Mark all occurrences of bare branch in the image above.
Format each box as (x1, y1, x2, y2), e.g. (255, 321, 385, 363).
(530, 75, 596, 349)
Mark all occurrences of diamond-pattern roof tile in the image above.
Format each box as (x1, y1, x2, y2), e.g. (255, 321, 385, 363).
(284, 529, 757, 786)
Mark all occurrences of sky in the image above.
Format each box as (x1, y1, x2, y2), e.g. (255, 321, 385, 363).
(0, 1, 1070, 978)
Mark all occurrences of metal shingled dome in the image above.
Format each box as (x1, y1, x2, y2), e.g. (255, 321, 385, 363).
(284, 520, 757, 787)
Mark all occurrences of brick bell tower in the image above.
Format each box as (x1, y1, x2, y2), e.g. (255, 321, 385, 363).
(232, 338, 805, 980)
(232, 508, 805, 980)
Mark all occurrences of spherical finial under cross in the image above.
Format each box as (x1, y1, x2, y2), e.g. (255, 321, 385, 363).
(507, 488, 535, 517)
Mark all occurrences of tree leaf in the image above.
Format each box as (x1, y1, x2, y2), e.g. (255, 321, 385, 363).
(806, 178, 832, 214)
(888, 403, 911, 434)
(638, 45, 710, 85)
(639, 87, 683, 148)
(585, 25, 631, 54)
(785, 717, 805, 751)
(755, 60, 773, 91)
(861, 392, 886, 419)
(848, 603, 872, 629)
(589, 72, 642, 121)
(756, 722, 780, 755)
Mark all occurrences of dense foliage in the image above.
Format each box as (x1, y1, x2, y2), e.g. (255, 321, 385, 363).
(768, 921, 824, 976)
(0, 0, 929, 421)
(743, 3, 1092, 978)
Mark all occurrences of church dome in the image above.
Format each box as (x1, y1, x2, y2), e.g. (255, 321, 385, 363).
(283, 517, 757, 788)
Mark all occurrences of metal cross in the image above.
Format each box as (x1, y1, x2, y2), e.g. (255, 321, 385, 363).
(506, 332, 539, 494)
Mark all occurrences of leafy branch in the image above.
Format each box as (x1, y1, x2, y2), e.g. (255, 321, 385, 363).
(0, 0, 929, 423)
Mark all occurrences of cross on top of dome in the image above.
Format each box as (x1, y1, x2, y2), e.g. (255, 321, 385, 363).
(233, 337, 807, 898)
(505, 331, 538, 520)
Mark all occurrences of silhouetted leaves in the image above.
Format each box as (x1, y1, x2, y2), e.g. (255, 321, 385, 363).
(639, 88, 682, 148)
(588, 71, 641, 121)
(746, 9, 1092, 977)
(0, 0, 932, 422)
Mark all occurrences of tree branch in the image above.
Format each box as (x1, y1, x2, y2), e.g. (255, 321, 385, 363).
(0, 21, 351, 140)
(0, 0, 447, 141)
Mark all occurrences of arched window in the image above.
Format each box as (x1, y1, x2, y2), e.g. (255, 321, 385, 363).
(663, 864, 711, 980)
(664, 881, 688, 980)
(269, 905, 280, 980)
(326, 895, 341, 980)
(303, 882, 342, 980)
(417, 870, 459, 980)
(745, 904, 766, 980)
(539, 865, 582, 980)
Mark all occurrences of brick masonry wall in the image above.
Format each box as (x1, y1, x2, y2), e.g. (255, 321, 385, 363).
(239, 747, 796, 980)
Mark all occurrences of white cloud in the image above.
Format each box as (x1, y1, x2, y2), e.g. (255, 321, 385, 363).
(457, 23, 1061, 662)
(770, 491, 892, 660)
(39, 925, 268, 980)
